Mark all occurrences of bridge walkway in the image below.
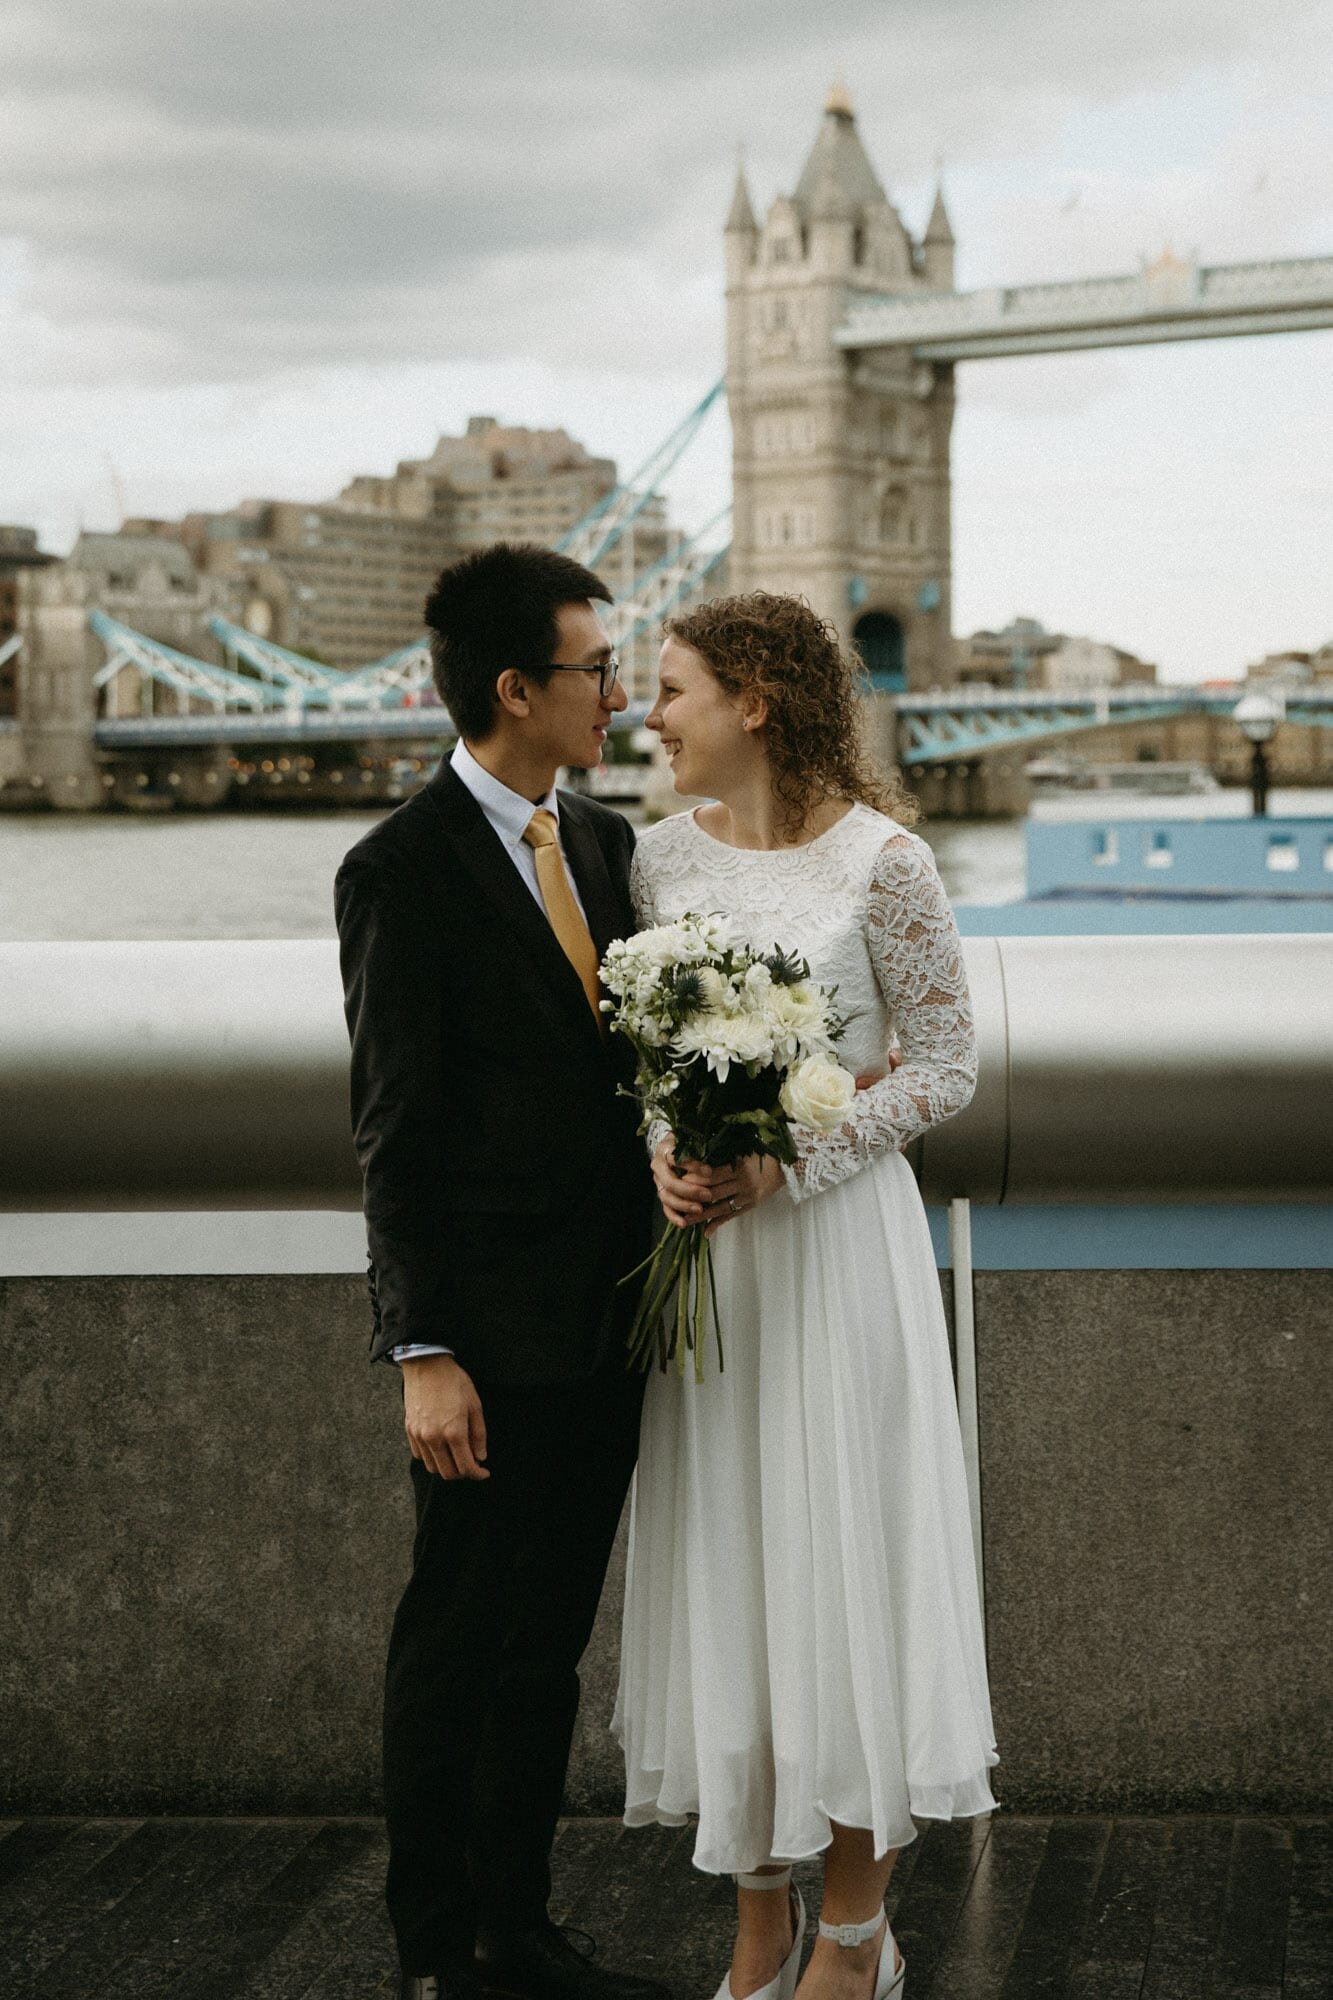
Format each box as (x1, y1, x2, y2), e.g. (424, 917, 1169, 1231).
(0, 1813, 1327, 1998)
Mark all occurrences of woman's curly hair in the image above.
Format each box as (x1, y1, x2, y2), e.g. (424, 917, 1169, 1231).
(664, 592, 919, 837)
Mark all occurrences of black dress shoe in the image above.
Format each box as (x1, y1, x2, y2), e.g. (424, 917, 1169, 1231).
(475, 1922, 671, 2000)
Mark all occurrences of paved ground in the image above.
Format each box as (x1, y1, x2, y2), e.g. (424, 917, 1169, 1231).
(0, 1815, 1328, 1999)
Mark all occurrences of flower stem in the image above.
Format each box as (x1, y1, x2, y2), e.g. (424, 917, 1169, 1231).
(623, 1216, 728, 1381)
(627, 1222, 695, 1372)
(675, 1238, 691, 1377)
(704, 1231, 725, 1374)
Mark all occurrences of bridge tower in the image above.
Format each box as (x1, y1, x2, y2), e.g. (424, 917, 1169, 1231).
(726, 86, 957, 690)
(15, 589, 103, 811)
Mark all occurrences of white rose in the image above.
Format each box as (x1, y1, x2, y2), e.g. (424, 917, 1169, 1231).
(780, 1054, 856, 1132)
(694, 965, 730, 1014)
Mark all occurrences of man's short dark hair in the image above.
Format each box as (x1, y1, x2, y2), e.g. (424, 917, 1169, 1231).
(423, 542, 613, 740)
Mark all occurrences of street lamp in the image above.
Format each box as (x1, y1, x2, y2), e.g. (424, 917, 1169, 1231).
(1233, 691, 1282, 817)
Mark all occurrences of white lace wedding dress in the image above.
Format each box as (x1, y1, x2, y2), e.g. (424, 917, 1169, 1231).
(611, 802, 998, 1874)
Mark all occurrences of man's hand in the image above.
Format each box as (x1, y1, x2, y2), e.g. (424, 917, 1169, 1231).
(401, 1354, 489, 1481)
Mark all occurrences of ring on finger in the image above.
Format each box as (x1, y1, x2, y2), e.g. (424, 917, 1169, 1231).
(727, 1196, 740, 1214)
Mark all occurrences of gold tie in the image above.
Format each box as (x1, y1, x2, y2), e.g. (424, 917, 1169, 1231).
(522, 809, 604, 1028)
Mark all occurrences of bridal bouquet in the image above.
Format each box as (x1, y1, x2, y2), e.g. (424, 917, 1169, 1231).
(600, 913, 855, 1380)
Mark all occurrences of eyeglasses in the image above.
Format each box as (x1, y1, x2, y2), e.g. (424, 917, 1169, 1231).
(541, 655, 621, 699)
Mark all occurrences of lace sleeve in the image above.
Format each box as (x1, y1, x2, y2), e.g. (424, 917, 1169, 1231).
(783, 833, 977, 1203)
(629, 842, 656, 929)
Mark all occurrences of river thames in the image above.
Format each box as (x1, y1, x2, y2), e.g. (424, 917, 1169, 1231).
(5, 787, 1332, 941)
(0, 803, 1037, 938)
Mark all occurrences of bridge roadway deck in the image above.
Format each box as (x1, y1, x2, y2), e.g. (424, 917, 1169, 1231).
(91, 704, 655, 752)
(836, 254, 1333, 359)
(1, 1813, 1328, 1999)
(86, 691, 1333, 762)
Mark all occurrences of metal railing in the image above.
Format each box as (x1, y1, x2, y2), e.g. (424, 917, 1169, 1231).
(3, 935, 1330, 1211)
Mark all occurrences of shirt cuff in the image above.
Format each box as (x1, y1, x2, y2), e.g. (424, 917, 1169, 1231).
(390, 1343, 454, 1365)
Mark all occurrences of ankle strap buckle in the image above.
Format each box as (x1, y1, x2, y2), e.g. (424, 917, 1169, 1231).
(818, 1911, 884, 1948)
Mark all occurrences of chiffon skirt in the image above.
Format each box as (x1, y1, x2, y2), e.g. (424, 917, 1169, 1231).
(611, 1149, 998, 1875)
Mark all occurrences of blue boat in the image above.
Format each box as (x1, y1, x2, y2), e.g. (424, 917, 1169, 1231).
(955, 800, 1333, 937)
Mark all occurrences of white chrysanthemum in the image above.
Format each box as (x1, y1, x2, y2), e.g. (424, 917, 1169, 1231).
(763, 979, 834, 1053)
(636, 923, 695, 972)
(673, 1008, 777, 1080)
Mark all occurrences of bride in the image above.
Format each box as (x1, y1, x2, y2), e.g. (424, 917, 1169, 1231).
(611, 594, 997, 2000)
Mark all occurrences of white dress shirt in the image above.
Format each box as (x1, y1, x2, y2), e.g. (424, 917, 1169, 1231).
(390, 740, 588, 1366)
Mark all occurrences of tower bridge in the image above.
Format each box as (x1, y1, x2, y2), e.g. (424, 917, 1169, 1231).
(896, 686, 1333, 766)
(723, 84, 1333, 700)
(59, 624, 1333, 815)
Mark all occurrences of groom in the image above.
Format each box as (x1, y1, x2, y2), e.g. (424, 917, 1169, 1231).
(335, 544, 661, 2000)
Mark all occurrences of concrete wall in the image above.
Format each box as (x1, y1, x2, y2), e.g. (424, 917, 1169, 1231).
(2, 1269, 1329, 1816)
(975, 1269, 1331, 1814)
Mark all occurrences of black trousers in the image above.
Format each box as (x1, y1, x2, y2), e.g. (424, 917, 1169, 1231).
(383, 1361, 645, 1976)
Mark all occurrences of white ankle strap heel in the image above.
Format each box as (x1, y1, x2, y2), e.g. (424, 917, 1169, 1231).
(735, 1868, 793, 1891)
(817, 1909, 884, 1948)
(714, 1871, 807, 2000)
(817, 1908, 904, 2000)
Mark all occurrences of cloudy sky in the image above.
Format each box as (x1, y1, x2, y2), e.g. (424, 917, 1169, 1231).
(1, 0, 1329, 680)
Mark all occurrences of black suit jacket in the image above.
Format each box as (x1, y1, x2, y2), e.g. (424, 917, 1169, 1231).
(334, 760, 653, 1384)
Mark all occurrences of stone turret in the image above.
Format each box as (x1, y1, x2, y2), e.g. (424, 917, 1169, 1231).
(793, 83, 889, 217)
(922, 183, 956, 288)
(808, 160, 856, 273)
(725, 164, 757, 236)
(724, 164, 757, 283)
(724, 88, 958, 692)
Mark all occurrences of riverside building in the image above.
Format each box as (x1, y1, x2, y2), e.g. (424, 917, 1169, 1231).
(173, 501, 451, 673)
(0, 527, 57, 718)
(336, 416, 673, 697)
(165, 418, 671, 688)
